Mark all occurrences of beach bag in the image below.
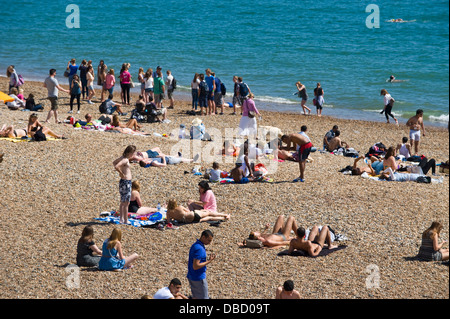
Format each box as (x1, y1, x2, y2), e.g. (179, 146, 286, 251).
(99, 101, 108, 114)
(248, 111, 256, 118)
(64, 70, 69, 78)
(33, 127, 47, 142)
(243, 239, 263, 249)
(14, 74, 25, 87)
(172, 78, 177, 90)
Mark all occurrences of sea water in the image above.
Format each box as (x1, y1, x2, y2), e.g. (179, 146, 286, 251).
(0, 0, 448, 127)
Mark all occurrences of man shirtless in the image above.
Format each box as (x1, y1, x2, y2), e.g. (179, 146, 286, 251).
(113, 145, 136, 224)
(406, 109, 426, 155)
(288, 225, 338, 257)
(166, 200, 230, 224)
(248, 215, 299, 248)
(275, 280, 301, 299)
(326, 130, 349, 152)
(281, 133, 313, 182)
(129, 147, 163, 163)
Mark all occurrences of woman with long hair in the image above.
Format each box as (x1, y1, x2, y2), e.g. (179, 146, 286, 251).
(98, 228, 139, 271)
(76, 225, 102, 267)
(86, 65, 95, 104)
(143, 68, 154, 103)
(418, 222, 449, 261)
(191, 73, 200, 112)
(27, 113, 66, 139)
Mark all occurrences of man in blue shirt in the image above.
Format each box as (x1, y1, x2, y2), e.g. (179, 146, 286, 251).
(187, 229, 215, 299)
(205, 69, 216, 115)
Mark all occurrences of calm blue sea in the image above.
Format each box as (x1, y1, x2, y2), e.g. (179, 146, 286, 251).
(0, 0, 448, 127)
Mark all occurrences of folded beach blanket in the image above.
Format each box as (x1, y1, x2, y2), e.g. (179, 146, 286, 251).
(95, 210, 166, 227)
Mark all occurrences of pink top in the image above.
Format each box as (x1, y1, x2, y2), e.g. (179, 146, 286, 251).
(200, 190, 217, 212)
(120, 71, 131, 84)
(105, 74, 116, 89)
(242, 98, 259, 117)
(17, 94, 24, 101)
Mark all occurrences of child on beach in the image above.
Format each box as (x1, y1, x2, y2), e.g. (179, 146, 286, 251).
(76, 225, 103, 267)
(113, 145, 136, 224)
(98, 228, 139, 271)
(209, 162, 222, 183)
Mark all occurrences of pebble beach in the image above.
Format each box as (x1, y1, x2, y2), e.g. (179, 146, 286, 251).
(0, 77, 448, 299)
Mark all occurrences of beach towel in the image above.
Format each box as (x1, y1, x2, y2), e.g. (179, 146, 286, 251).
(0, 136, 61, 143)
(277, 245, 347, 257)
(95, 210, 166, 227)
(219, 176, 274, 184)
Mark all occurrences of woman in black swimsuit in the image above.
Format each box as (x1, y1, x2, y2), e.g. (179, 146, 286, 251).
(27, 113, 66, 139)
(0, 124, 27, 138)
(128, 181, 157, 216)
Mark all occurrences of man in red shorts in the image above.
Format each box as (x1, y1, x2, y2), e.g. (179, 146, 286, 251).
(281, 131, 313, 182)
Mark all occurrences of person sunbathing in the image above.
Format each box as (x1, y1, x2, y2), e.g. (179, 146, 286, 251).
(351, 155, 384, 176)
(166, 199, 230, 224)
(248, 215, 299, 249)
(27, 113, 66, 139)
(288, 225, 338, 257)
(139, 153, 195, 168)
(129, 147, 163, 162)
(0, 124, 28, 138)
(111, 114, 142, 131)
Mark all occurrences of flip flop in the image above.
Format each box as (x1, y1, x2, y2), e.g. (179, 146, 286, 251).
(292, 178, 304, 182)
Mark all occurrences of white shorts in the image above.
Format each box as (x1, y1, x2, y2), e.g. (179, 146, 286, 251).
(409, 129, 421, 141)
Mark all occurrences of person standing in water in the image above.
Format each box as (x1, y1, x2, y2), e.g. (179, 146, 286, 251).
(295, 82, 311, 115)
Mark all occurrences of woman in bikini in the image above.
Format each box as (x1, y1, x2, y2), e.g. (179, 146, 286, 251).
(0, 124, 28, 138)
(248, 215, 299, 248)
(166, 199, 230, 224)
(27, 113, 66, 139)
(128, 181, 158, 216)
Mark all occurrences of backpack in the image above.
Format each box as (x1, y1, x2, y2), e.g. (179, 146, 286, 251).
(200, 81, 208, 94)
(220, 82, 226, 96)
(239, 82, 249, 97)
(99, 101, 107, 114)
(172, 77, 177, 90)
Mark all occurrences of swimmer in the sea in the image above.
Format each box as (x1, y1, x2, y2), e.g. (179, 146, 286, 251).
(387, 75, 408, 83)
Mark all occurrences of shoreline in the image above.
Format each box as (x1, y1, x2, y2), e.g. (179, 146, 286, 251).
(1, 73, 448, 129)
